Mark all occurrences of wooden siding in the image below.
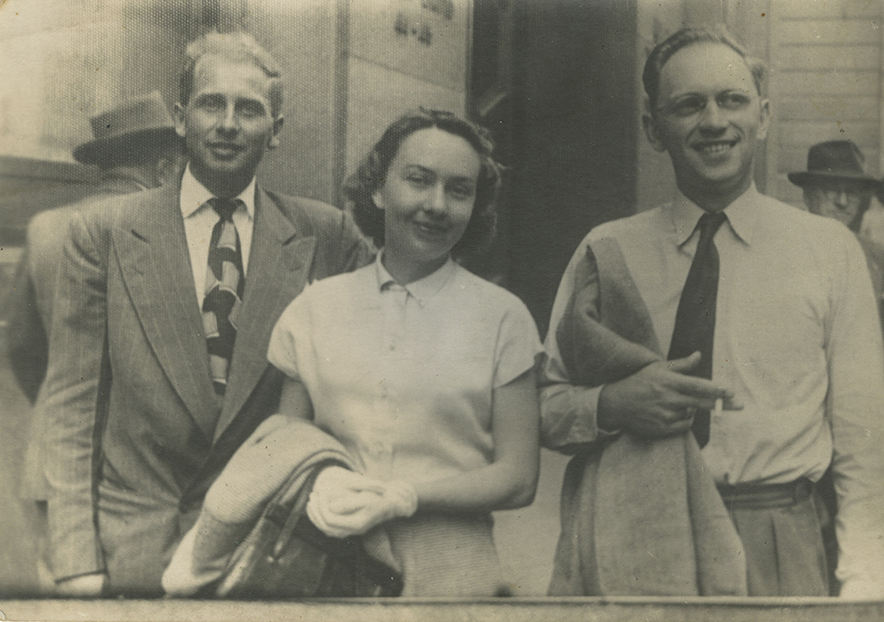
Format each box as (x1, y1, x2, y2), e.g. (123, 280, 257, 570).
(767, 0, 884, 206)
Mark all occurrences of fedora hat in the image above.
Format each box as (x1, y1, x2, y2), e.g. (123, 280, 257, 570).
(73, 91, 178, 165)
(788, 140, 880, 188)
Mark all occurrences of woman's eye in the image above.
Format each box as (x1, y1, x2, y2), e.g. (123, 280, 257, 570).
(449, 186, 474, 200)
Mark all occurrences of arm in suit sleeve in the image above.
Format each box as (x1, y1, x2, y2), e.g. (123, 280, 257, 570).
(43, 209, 108, 581)
(539, 239, 612, 452)
(337, 210, 374, 272)
(6, 240, 48, 403)
(824, 229, 884, 597)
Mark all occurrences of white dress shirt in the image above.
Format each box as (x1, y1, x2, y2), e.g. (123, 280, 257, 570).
(540, 184, 884, 590)
(268, 253, 542, 482)
(179, 164, 256, 305)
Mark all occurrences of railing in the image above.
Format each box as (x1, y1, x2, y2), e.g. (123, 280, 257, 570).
(1, 596, 883, 622)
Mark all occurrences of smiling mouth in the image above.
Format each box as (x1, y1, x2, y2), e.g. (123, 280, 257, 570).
(414, 221, 448, 236)
(694, 140, 737, 155)
(208, 143, 243, 157)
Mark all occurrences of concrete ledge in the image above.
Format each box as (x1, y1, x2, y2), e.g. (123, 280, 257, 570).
(1, 597, 882, 622)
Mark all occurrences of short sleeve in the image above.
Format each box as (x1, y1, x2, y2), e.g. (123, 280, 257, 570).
(492, 296, 543, 388)
(267, 294, 309, 380)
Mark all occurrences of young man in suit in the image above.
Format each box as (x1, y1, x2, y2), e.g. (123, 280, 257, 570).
(5, 90, 181, 592)
(541, 27, 884, 597)
(43, 32, 371, 596)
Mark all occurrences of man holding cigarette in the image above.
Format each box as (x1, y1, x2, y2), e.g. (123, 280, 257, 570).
(540, 27, 884, 597)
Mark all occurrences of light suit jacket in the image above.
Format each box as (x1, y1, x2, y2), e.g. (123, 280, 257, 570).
(8, 176, 145, 500)
(42, 180, 371, 595)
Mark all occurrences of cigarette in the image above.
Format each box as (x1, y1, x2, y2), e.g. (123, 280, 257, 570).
(714, 397, 723, 418)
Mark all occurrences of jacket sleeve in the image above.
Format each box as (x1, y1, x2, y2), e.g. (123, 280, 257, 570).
(337, 209, 375, 272)
(43, 209, 108, 580)
(539, 238, 616, 452)
(6, 242, 47, 403)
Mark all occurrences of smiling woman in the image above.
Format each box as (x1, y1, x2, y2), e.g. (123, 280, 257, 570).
(371, 126, 480, 284)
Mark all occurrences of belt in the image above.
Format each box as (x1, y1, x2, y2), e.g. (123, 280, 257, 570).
(716, 478, 813, 510)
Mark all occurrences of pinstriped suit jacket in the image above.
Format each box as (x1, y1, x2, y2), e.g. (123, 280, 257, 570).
(8, 176, 146, 501)
(42, 180, 372, 595)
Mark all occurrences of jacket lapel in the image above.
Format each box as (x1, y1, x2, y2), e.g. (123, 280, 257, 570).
(213, 187, 316, 442)
(113, 186, 219, 439)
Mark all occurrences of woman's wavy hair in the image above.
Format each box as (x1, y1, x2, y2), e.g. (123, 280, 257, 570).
(344, 108, 502, 258)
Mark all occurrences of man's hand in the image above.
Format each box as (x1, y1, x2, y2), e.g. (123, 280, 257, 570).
(55, 572, 107, 597)
(598, 352, 741, 437)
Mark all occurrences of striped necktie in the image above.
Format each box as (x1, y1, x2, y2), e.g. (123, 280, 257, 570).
(203, 197, 245, 394)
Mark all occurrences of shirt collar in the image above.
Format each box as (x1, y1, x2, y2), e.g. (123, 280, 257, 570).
(669, 183, 758, 247)
(373, 251, 457, 306)
(179, 163, 256, 220)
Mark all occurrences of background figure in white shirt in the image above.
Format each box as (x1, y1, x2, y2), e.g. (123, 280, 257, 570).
(540, 26, 884, 597)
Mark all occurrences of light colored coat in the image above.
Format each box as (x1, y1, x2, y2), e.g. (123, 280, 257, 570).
(8, 176, 145, 500)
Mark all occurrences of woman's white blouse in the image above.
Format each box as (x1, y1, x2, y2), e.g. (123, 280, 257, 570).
(268, 255, 542, 482)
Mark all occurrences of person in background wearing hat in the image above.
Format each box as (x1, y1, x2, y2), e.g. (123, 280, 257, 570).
(789, 140, 884, 326)
(40, 32, 371, 597)
(4, 90, 182, 592)
(788, 139, 884, 594)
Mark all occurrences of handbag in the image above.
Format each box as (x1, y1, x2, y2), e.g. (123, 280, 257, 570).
(215, 458, 403, 598)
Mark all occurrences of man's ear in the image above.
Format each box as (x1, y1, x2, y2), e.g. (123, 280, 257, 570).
(173, 103, 187, 139)
(756, 98, 771, 143)
(372, 189, 385, 210)
(642, 113, 667, 153)
(267, 115, 284, 150)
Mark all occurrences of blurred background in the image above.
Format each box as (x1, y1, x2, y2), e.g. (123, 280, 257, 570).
(1, 0, 882, 596)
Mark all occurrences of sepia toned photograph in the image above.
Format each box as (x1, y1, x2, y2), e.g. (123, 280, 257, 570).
(0, 0, 883, 620)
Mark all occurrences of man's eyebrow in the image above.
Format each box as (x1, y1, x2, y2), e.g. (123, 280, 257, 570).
(193, 92, 223, 102)
(192, 93, 268, 106)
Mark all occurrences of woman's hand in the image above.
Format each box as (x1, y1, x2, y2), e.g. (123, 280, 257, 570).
(306, 466, 417, 538)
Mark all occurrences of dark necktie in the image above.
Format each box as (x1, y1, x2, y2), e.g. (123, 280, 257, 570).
(203, 197, 245, 394)
(667, 210, 727, 447)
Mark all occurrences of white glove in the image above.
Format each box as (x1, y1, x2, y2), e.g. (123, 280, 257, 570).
(306, 467, 417, 538)
(55, 572, 107, 597)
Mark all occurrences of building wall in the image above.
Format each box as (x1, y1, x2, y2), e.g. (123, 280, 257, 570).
(766, 0, 884, 207)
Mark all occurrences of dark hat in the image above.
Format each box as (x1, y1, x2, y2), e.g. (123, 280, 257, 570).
(73, 91, 178, 165)
(788, 140, 880, 188)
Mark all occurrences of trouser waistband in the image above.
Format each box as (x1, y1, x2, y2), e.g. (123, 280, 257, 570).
(717, 478, 813, 510)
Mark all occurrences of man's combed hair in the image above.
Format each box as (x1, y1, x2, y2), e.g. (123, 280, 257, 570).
(643, 25, 767, 113)
(179, 31, 284, 117)
(343, 108, 502, 258)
